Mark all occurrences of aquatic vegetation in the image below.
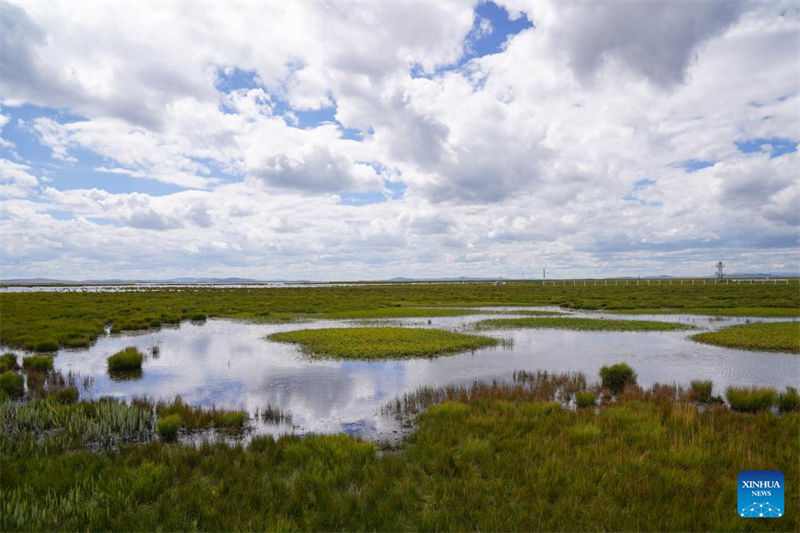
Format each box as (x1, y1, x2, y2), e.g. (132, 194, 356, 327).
(574, 391, 597, 408)
(691, 321, 800, 353)
(51, 387, 79, 405)
(320, 307, 482, 319)
(778, 387, 800, 412)
(22, 355, 54, 373)
(476, 316, 693, 331)
(605, 307, 800, 317)
(1, 283, 796, 350)
(0, 397, 154, 451)
(258, 404, 293, 425)
(726, 386, 777, 412)
(107, 347, 144, 371)
(599, 363, 637, 395)
(217, 411, 247, 430)
(34, 340, 59, 353)
(132, 396, 250, 431)
(0, 371, 24, 398)
(268, 327, 499, 360)
(0, 353, 18, 372)
(384, 370, 588, 419)
(156, 414, 181, 440)
(1, 373, 797, 531)
(688, 380, 714, 403)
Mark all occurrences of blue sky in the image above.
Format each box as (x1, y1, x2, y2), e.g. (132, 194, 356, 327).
(1, 0, 798, 280)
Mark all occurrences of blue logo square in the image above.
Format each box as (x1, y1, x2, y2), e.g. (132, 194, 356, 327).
(738, 470, 784, 518)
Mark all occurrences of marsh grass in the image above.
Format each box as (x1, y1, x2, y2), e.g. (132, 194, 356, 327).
(268, 327, 499, 360)
(132, 397, 250, 432)
(2, 374, 797, 532)
(1, 283, 796, 350)
(0, 371, 24, 398)
(476, 316, 693, 332)
(0, 353, 19, 372)
(692, 321, 800, 353)
(34, 340, 59, 353)
(575, 391, 597, 408)
(689, 380, 714, 403)
(258, 404, 293, 425)
(778, 387, 800, 412)
(107, 347, 144, 372)
(599, 363, 637, 395)
(156, 414, 181, 440)
(22, 355, 54, 373)
(605, 306, 800, 317)
(383, 370, 588, 419)
(726, 386, 776, 412)
(320, 307, 481, 319)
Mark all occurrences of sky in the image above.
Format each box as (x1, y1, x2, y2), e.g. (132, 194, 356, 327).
(0, 0, 798, 281)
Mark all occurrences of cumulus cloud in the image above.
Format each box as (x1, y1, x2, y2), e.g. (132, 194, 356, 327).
(0, 0, 798, 279)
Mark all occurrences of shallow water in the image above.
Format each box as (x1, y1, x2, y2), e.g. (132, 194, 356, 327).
(28, 308, 798, 440)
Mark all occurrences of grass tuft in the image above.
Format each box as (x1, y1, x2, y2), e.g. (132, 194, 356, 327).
(0, 353, 18, 373)
(599, 363, 637, 395)
(726, 386, 776, 413)
(22, 355, 54, 373)
(157, 414, 181, 440)
(575, 391, 597, 408)
(0, 371, 24, 398)
(778, 386, 800, 413)
(689, 380, 714, 403)
(107, 347, 144, 372)
(268, 327, 499, 360)
(34, 340, 59, 353)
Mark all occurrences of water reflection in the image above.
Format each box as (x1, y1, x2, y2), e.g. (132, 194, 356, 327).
(13, 309, 797, 440)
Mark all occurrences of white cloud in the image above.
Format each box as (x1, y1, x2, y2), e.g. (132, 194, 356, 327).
(0, 0, 798, 279)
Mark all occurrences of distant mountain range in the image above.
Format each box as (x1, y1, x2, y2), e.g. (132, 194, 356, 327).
(2, 273, 798, 285)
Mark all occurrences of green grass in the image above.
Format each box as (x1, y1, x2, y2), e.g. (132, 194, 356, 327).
(107, 347, 144, 372)
(0, 371, 24, 398)
(574, 391, 597, 408)
(599, 363, 637, 394)
(689, 380, 714, 403)
(268, 327, 499, 360)
(156, 414, 181, 440)
(1, 377, 797, 531)
(132, 397, 250, 432)
(604, 307, 800, 317)
(778, 387, 800, 413)
(0, 353, 18, 373)
(691, 321, 800, 353)
(319, 307, 482, 319)
(726, 386, 777, 413)
(1, 282, 796, 350)
(22, 355, 54, 373)
(476, 316, 693, 332)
